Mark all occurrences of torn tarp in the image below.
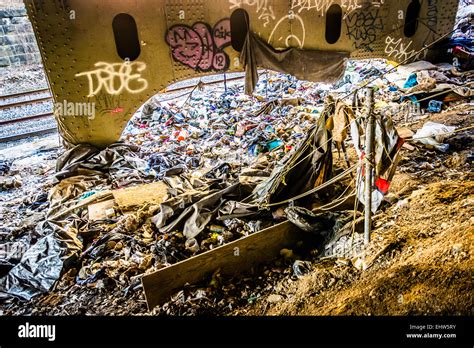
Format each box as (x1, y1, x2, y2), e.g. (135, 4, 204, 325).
(152, 163, 261, 239)
(155, 183, 243, 239)
(55, 143, 155, 184)
(241, 32, 349, 95)
(250, 101, 334, 206)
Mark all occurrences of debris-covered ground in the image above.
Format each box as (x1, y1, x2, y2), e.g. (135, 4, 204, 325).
(0, 51, 472, 316)
(239, 109, 473, 316)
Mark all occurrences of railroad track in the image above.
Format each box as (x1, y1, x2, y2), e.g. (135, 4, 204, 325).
(0, 126, 57, 143)
(0, 88, 52, 109)
(0, 73, 249, 143)
(0, 88, 56, 143)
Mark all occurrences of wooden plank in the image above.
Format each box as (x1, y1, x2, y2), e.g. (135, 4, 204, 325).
(142, 220, 307, 310)
(113, 182, 168, 209)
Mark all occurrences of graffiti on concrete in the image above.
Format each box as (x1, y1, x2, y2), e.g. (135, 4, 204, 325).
(166, 19, 231, 72)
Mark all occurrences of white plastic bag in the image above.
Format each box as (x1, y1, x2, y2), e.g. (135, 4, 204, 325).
(413, 121, 456, 152)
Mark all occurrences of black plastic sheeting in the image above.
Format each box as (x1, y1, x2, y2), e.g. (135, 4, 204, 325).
(0, 143, 152, 300)
(241, 31, 349, 95)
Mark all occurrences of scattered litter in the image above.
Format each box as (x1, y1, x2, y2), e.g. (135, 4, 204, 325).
(1, 21, 472, 315)
(292, 260, 312, 278)
(427, 100, 443, 113)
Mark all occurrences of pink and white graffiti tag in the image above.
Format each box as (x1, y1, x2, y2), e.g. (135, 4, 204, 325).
(166, 19, 232, 72)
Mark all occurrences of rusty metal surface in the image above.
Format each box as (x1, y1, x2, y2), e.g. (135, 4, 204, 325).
(24, 0, 459, 148)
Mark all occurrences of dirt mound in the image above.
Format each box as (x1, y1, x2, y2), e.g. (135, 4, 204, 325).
(240, 178, 473, 316)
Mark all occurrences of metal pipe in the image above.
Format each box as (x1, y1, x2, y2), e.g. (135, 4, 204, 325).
(364, 88, 375, 245)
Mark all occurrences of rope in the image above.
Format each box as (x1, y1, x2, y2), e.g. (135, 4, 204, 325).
(350, 167, 362, 251)
(260, 162, 359, 208)
(315, 185, 356, 212)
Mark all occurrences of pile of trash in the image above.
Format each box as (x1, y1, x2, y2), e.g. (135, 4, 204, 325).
(125, 74, 324, 171)
(1, 51, 472, 313)
(448, 3, 474, 71)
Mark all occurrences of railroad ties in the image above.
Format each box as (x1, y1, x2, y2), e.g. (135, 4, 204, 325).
(0, 88, 56, 143)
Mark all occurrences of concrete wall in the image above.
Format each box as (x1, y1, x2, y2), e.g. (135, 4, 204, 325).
(0, 0, 41, 67)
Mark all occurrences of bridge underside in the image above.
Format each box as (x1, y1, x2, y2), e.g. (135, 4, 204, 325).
(24, 0, 459, 148)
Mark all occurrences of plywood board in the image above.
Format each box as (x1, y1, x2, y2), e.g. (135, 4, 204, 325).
(113, 182, 168, 209)
(142, 220, 307, 310)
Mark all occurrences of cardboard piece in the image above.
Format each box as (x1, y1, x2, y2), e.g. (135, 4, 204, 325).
(88, 199, 116, 221)
(396, 127, 414, 139)
(113, 182, 168, 209)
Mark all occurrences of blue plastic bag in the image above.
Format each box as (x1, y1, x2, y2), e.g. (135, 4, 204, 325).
(427, 100, 443, 113)
(404, 73, 418, 88)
